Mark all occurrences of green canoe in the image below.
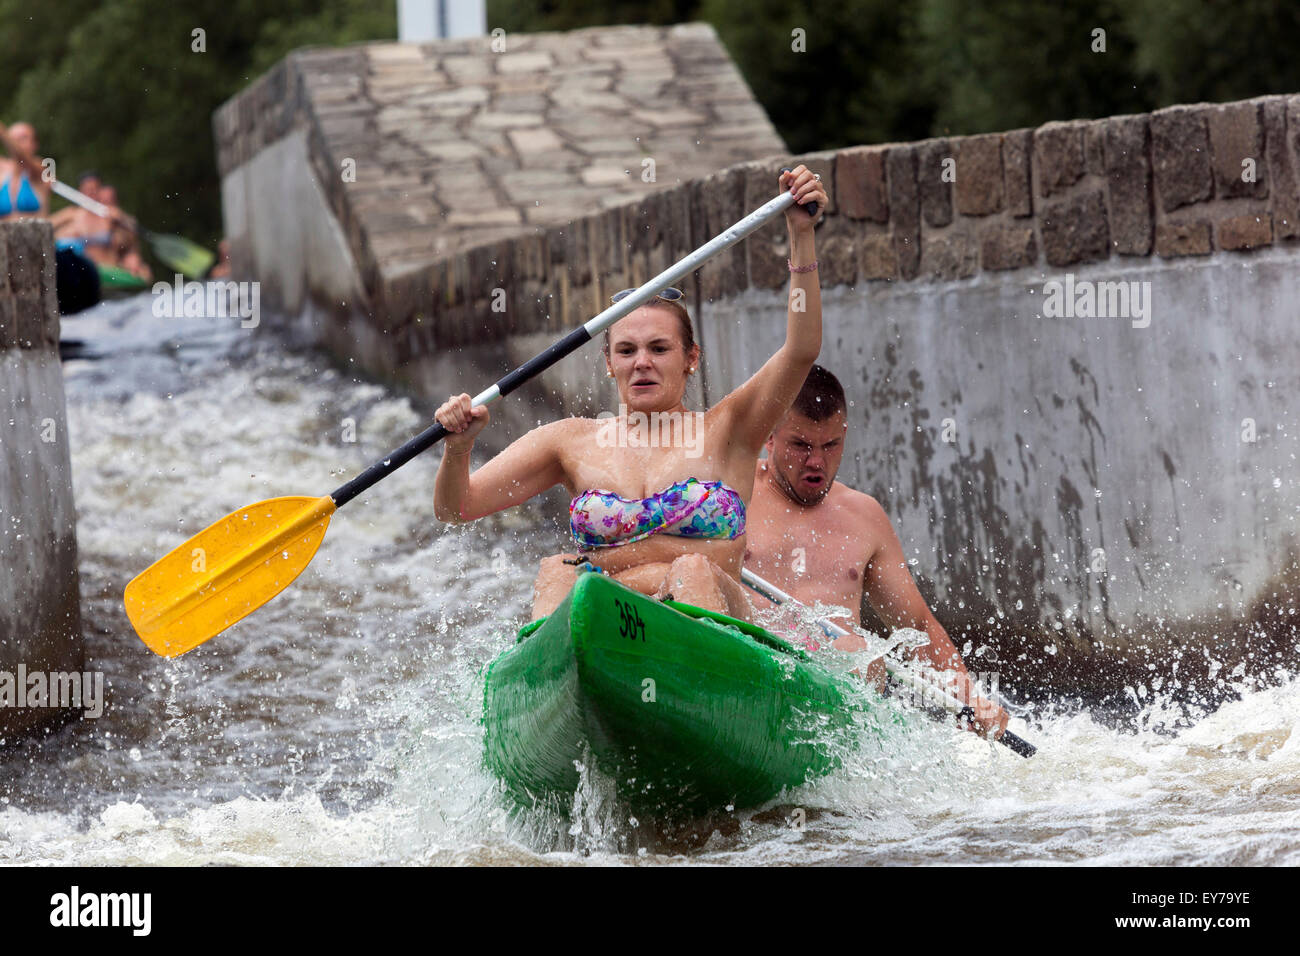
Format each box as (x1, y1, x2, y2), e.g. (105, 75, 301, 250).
(97, 263, 150, 293)
(482, 571, 894, 816)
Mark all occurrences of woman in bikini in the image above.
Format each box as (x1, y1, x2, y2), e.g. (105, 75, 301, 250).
(433, 166, 828, 621)
(0, 121, 51, 221)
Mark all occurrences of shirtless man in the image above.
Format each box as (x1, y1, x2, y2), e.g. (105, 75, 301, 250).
(97, 185, 151, 280)
(744, 365, 1009, 739)
(51, 177, 151, 281)
(52, 172, 112, 244)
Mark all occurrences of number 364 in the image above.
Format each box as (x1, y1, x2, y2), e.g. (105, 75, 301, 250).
(615, 599, 646, 641)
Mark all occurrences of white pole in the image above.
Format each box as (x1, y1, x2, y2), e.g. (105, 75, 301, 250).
(444, 0, 486, 38)
(398, 0, 485, 42)
(397, 0, 437, 42)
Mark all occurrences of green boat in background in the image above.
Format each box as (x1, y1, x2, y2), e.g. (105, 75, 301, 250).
(483, 572, 895, 816)
(97, 262, 150, 293)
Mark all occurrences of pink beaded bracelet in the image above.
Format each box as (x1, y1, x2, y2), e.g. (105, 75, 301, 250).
(788, 259, 818, 273)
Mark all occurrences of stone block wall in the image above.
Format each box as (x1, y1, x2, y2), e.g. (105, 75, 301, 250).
(471, 95, 1299, 329)
(335, 93, 1300, 367)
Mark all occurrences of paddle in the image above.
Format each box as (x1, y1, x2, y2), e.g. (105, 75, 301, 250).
(740, 568, 1039, 757)
(50, 179, 215, 278)
(125, 179, 819, 657)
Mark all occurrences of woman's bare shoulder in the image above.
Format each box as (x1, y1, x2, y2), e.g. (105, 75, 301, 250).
(529, 415, 603, 448)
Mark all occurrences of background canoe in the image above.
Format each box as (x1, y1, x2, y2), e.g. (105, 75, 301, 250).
(97, 262, 150, 293)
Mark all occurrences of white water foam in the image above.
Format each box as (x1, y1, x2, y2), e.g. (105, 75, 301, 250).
(2, 294, 1297, 865)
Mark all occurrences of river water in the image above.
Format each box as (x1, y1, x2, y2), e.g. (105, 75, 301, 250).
(2, 294, 1297, 865)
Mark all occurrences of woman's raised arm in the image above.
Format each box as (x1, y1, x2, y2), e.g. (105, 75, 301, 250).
(715, 165, 827, 455)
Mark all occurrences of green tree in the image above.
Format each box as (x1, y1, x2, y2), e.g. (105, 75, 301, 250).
(3, 0, 394, 247)
(916, 0, 1151, 136)
(1124, 0, 1300, 108)
(703, 0, 938, 151)
(0, 0, 101, 111)
(5, 0, 1298, 257)
(489, 0, 701, 33)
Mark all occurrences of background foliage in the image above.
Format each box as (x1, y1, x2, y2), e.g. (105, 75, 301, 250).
(3, 0, 1296, 245)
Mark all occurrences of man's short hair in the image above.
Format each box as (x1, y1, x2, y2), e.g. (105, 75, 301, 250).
(792, 364, 846, 422)
(77, 170, 101, 185)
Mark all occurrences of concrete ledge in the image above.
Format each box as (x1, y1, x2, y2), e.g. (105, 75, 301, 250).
(0, 219, 60, 351)
(1, 220, 83, 741)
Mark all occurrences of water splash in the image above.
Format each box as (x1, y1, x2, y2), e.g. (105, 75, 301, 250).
(3, 294, 1297, 865)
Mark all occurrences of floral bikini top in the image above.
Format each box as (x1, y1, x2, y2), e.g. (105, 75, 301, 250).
(569, 477, 746, 550)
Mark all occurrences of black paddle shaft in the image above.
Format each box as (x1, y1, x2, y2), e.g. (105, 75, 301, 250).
(998, 730, 1037, 758)
(328, 325, 593, 507)
(955, 703, 1038, 758)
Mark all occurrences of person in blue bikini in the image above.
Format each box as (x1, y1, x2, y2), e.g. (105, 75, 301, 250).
(0, 121, 51, 221)
(3, 123, 103, 314)
(434, 166, 828, 621)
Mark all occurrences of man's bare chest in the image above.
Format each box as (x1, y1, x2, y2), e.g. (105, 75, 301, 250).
(745, 501, 871, 597)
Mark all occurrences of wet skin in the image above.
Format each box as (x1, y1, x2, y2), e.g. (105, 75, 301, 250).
(745, 410, 1011, 738)
(433, 166, 829, 622)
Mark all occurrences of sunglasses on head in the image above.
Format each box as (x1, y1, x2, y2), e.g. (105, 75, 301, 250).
(610, 287, 684, 304)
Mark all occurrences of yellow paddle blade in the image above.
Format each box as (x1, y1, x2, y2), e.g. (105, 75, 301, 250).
(124, 495, 336, 657)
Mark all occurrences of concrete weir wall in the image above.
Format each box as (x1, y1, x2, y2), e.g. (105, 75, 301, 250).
(710, 251, 1299, 694)
(697, 96, 1300, 696)
(0, 221, 83, 739)
(217, 32, 1300, 699)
